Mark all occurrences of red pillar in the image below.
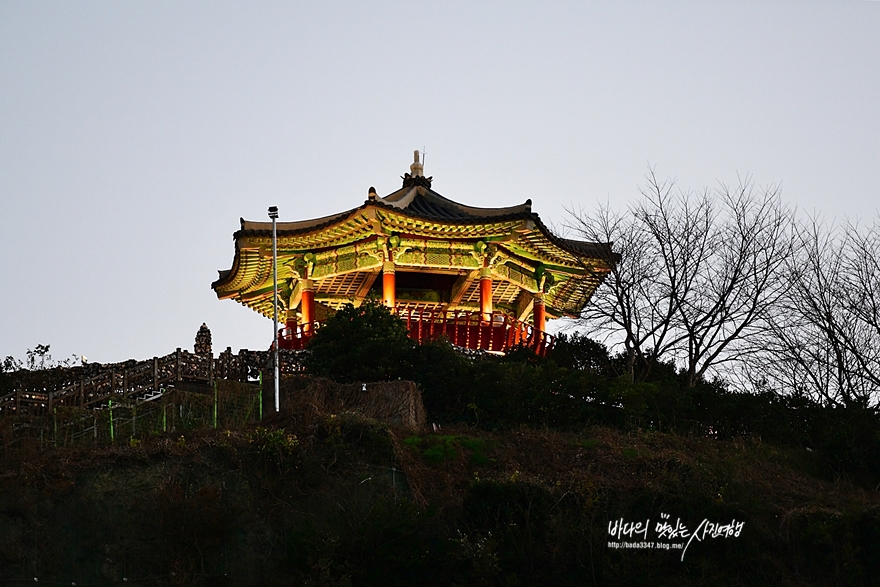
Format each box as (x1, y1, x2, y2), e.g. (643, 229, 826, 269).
(533, 294, 546, 332)
(479, 268, 493, 322)
(382, 262, 396, 310)
(301, 279, 315, 335)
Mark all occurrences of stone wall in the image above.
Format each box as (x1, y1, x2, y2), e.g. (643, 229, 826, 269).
(280, 377, 426, 431)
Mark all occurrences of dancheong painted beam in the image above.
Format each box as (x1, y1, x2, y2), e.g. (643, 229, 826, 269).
(212, 151, 616, 355)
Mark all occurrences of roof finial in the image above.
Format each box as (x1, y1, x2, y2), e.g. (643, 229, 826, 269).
(401, 150, 433, 188)
(368, 186, 378, 201)
(410, 149, 424, 177)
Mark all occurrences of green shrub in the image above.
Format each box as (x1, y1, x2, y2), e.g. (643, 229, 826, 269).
(304, 302, 416, 383)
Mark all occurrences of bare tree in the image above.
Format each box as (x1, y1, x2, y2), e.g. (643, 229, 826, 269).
(759, 219, 855, 403)
(566, 174, 679, 381)
(569, 170, 796, 386)
(668, 179, 794, 386)
(756, 217, 880, 405)
(840, 221, 880, 393)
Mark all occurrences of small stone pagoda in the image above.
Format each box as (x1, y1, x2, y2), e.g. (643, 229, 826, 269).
(212, 152, 615, 355)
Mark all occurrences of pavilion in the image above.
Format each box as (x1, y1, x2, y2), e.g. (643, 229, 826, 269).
(211, 152, 615, 355)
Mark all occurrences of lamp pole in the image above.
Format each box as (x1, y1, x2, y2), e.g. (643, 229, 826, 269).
(268, 205, 280, 413)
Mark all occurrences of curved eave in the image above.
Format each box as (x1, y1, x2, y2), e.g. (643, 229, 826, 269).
(372, 200, 616, 272)
(213, 194, 617, 304)
(228, 187, 613, 264)
(527, 213, 617, 268)
(212, 247, 271, 296)
(236, 204, 368, 239)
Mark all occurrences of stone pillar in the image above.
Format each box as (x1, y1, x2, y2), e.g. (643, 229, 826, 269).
(479, 267, 493, 322)
(301, 279, 315, 335)
(382, 261, 396, 310)
(194, 323, 212, 355)
(533, 293, 546, 332)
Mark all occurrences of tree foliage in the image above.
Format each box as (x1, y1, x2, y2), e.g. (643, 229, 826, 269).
(303, 302, 416, 383)
(1, 344, 80, 397)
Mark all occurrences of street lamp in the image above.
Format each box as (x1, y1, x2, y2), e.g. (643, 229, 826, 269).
(268, 205, 280, 413)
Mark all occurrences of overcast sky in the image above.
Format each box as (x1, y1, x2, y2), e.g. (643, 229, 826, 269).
(2, 1, 878, 364)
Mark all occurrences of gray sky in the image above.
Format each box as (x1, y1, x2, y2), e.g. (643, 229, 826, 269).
(2, 1, 878, 364)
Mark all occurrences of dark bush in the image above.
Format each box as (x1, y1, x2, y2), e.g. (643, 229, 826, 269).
(304, 302, 416, 383)
(549, 332, 614, 375)
(302, 305, 880, 485)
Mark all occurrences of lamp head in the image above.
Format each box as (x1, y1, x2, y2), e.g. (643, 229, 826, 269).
(268, 206, 279, 219)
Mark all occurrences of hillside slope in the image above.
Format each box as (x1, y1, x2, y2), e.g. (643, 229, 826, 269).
(2, 402, 879, 587)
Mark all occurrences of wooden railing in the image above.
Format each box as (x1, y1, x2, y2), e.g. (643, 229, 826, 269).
(400, 308, 554, 355)
(0, 347, 306, 417)
(279, 308, 554, 356)
(278, 322, 323, 350)
(2, 309, 554, 417)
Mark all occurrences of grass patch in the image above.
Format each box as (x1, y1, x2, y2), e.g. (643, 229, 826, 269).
(424, 439, 458, 463)
(403, 435, 423, 447)
(579, 438, 600, 449)
(404, 434, 491, 465)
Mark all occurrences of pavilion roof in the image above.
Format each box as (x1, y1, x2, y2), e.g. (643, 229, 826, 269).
(229, 183, 610, 265)
(212, 164, 616, 321)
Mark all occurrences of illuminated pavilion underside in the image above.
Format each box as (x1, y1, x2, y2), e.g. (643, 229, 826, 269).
(212, 155, 615, 354)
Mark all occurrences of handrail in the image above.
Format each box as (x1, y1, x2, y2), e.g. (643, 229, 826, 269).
(278, 307, 554, 356)
(2, 309, 553, 417)
(0, 347, 301, 417)
(277, 321, 323, 350)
